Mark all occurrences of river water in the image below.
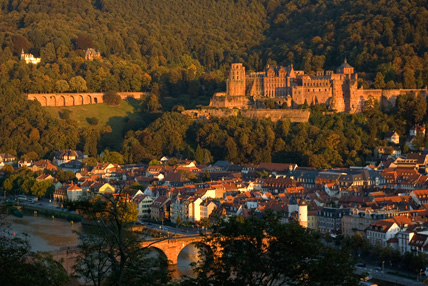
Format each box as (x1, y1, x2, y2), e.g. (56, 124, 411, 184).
(5, 213, 198, 279)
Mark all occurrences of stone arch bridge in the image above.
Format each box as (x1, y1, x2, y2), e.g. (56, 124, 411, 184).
(27, 92, 149, 107)
(141, 235, 204, 265)
(50, 235, 205, 276)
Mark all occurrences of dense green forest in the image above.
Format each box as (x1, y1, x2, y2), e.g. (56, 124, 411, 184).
(1, 0, 428, 167)
(1, 0, 428, 97)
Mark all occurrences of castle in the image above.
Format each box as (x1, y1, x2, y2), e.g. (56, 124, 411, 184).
(210, 61, 428, 113)
(20, 49, 41, 65)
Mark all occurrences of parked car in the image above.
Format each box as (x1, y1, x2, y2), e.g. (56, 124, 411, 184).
(17, 195, 27, 201)
(356, 263, 366, 267)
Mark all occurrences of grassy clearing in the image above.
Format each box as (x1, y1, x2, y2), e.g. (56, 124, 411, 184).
(45, 99, 143, 150)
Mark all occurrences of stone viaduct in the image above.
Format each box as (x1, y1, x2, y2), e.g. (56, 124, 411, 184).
(27, 92, 150, 107)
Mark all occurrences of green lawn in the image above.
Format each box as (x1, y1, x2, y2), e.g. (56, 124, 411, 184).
(45, 99, 143, 150)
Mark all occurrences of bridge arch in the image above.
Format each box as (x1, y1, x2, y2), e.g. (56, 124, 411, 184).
(58, 96, 65, 107)
(76, 95, 83, 105)
(49, 96, 56, 106)
(41, 96, 48, 106)
(83, 95, 92, 105)
(141, 236, 203, 265)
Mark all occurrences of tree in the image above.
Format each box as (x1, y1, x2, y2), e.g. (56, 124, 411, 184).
(103, 91, 122, 106)
(56, 169, 76, 183)
(182, 212, 359, 286)
(0, 209, 70, 286)
(69, 76, 88, 92)
(101, 150, 124, 165)
(55, 80, 69, 93)
(75, 35, 94, 50)
(73, 193, 169, 286)
(374, 72, 386, 89)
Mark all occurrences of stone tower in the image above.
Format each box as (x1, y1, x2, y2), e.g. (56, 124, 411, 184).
(227, 63, 246, 96)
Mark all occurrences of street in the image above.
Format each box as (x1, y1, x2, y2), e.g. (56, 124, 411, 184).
(355, 264, 425, 286)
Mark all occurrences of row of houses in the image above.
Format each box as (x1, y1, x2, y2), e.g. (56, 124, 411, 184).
(7, 149, 428, 255)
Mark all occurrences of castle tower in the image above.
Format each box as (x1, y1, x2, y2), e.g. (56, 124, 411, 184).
(20, 49, 25, 61)
(298, 200, 308, 228)
(227, 63, 246, 96)
(336, 58, 355, 77)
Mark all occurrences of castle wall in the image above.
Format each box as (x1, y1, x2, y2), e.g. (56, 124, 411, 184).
(27, 92, 148, 107)
(209, 93, 252, 109)
(182, 108, 310, 123)
(354, 89, 428, 112)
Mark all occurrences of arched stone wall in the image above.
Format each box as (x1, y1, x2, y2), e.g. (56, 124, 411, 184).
(27, 92, 148, 107)
(58, 96, 65, 106)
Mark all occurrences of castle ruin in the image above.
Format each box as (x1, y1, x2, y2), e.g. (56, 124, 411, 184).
(210, 61, 428, 113)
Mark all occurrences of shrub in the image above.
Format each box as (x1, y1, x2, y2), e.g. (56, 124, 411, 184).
(103, 91, 121, 106)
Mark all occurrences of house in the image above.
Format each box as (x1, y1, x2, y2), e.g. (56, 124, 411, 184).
(58, 160, 83, 173)
(160, 156, 169, 165)
(262, 176, 297, 193)
(366, 219, 399, 247)
(67, 184, 84, 201)
(366, 216, 412, 248)
(410, 189, 428, 205)
(85, 48, 101, 61)
(407, 126, 426, 150)
(90, 182, 115, 196)
(151, 196, 171, 221)
(20, 49, 41, 64)
(36, 174, 54, 181)
(342, 208, 399, 238)
(410, 125, 426, 137)
(200, 199, 217, 221)
(384, 131, 400, 145)
(133, 193, 154, 217)
(317, 207, 344, 234)
(374, 146, 401, 159)
(0, 153, 17, 164)
(53, 185, 68, 202)
(31, 159, 57, 172)
(408, 230, 428, 255)
(307, 210, 319, 231)
(54, 150, 85, 166)
(17, 159, 32, 168)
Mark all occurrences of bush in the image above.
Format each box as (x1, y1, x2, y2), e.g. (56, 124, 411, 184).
(103, 91, 121, 106)
(87, 117, 99, 125)
(60, 109, 72, 120)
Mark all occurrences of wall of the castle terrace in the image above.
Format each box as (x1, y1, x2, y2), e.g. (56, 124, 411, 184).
(27, 92, 148, 107)
(182, 108, 310, 123)
(355, 89, 428, 112)
(209, 93, 252, 109)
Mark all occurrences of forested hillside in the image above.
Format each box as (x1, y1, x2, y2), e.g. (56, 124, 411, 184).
(1, 0, 428, 166)
(1, 0, 428, 96)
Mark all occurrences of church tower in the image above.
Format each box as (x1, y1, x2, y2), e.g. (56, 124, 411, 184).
(227, 63, 246, 96)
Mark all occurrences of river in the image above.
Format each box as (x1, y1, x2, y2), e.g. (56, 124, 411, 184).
(5, 212, 198, 279)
